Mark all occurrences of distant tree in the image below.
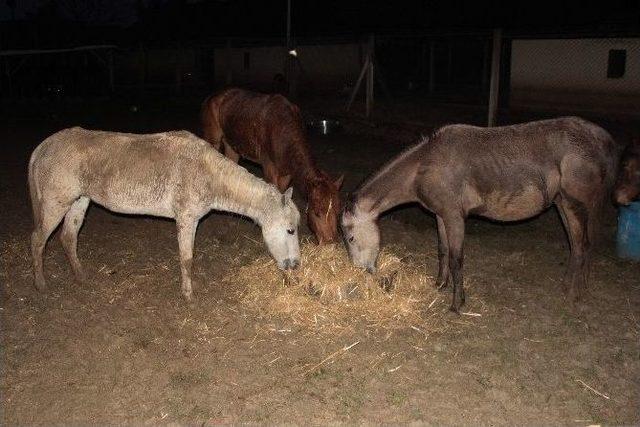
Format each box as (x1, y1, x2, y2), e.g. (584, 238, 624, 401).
(30, 0, 137, 26)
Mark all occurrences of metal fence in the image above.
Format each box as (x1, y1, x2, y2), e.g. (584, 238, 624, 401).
(2, 31, 639, 121)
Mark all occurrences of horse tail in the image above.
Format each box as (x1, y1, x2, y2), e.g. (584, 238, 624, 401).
(28, 143, 44, 227)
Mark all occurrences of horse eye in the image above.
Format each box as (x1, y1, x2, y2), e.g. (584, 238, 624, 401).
(287, 228, 295, 235)
(348, 236, 354, 243)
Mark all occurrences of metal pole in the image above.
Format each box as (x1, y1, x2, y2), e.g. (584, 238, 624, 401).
(487, 28, 502, 127)
(286, 0, 291, 50)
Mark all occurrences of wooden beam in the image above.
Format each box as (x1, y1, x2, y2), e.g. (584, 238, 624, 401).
(225, 38, 232, 86)
(365, 34, 375, 118)
(346, 56, 370, 111)
(366, 54, 374, 118)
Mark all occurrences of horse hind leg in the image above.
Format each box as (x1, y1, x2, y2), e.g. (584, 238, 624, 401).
(31, 199, 73, 291)
(176, 215, 198, 302)
(59, 197, 90, 284)
(556, 194, 590, 301)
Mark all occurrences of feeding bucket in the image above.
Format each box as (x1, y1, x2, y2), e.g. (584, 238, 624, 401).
(617, 201, 640, 260)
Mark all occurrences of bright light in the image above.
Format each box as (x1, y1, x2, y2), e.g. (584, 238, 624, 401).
(288, 49, 297, 57)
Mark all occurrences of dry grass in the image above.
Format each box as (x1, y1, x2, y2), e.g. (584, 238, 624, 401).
(226, 242, 448, 333)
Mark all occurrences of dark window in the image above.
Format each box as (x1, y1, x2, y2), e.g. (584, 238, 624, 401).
(243, 52, 250, 70)
(607, 49, 626, 78)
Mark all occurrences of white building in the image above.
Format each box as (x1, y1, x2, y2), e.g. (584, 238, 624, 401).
(510, 37, 640, 116)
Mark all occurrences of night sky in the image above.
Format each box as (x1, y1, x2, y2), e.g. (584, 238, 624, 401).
(1, 0, 638, 47)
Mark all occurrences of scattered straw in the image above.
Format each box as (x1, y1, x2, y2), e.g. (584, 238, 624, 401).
(225, 243, 451, 333)
(301, 341, 360, 376)
(575, 379, 610, 400)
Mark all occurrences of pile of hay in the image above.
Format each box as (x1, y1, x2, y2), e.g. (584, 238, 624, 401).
(226, 242, 444, 332)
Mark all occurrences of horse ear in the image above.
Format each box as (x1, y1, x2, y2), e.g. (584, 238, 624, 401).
(282, 187, 294, 205)
(344, 193, 356, 214)
(334, 174, 345, 190)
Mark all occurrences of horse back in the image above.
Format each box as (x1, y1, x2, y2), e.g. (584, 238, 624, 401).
(419, 117, 617, 219)
(206, 88, 307, 168)
(31, 128, 212, 217)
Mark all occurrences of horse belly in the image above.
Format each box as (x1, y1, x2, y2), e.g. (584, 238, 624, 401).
(87, 180, 175, 218)
(480, 185, 548, 221)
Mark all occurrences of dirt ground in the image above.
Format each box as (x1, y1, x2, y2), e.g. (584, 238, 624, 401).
(1, 99, 639, 425)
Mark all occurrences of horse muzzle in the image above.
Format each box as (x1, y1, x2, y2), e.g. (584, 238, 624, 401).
(280, 258, 300, 270)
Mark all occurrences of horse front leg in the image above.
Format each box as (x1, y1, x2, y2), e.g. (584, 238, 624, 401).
(176, 215, 198, 302)
(442, 214, 466, 313)
(222, 139, 240, 163)
(277, 175, 293, 193)
(262, 160, 280, 188)
(435, 215, 450, 290)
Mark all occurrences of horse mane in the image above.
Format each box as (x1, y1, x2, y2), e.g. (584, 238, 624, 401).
(269, 99, 326, 189)
(199, 140, 281, 221)
(352, 127, 439, 197)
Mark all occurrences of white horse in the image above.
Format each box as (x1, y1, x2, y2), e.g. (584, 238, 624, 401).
(29, 127, 301, 300)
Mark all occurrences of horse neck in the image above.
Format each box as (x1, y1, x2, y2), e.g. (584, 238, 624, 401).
(289, 141, 322, 193)
(356, 142, 423, 217)
(204, 153, 277, 225)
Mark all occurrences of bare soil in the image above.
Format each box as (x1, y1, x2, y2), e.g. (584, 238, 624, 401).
(1, 101, 638, 425)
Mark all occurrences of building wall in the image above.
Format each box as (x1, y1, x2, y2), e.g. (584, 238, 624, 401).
(214, 43, 362, 92)
(510, 38, 640, 114)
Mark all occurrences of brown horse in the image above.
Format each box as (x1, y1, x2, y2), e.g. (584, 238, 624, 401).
(614, 138, 640, 205)
(342, 117, 619, 312)
(201, 88, 343, 244)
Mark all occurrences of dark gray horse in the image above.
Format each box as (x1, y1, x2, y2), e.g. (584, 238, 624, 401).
(342, 117, 619, 312)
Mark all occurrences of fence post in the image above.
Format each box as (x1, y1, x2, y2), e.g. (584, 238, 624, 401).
(447, 38, 453, 86)
(481, 39, 490, 92)
(429, 40, 436, 94)
(487, 28, 502, 127)
(174, 47, 183, 94)
(137, 44, 146, 94)
(107, 49, 114, 93)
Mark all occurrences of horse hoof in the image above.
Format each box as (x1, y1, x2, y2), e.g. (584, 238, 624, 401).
(34, 279, 47, 292)
(436, 282, 449, 292)
(182, 292, 195, 304)
(74, 271, 88, 285)
(449, 304, 461, 314)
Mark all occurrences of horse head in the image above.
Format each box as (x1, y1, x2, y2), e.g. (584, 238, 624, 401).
(306, 173, 344, 244)
(261, 187, 301, 270)
(614, 138, 640, 206)
(340, 195, 380, 273)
